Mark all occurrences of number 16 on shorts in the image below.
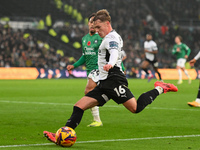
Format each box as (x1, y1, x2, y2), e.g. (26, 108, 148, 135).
(114, 85, 126, 97)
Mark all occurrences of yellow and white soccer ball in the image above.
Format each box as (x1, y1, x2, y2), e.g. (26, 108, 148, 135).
(55, 126, 77, 147)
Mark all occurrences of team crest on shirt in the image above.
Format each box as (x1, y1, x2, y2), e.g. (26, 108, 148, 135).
(109, 41, 118, 48)
(87, 41, 91, 46)
(94, 40, 98, 44)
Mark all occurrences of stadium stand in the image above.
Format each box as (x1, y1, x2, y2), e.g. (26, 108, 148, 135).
(0, 0, 199, 71)
(145, 0, 200, 25)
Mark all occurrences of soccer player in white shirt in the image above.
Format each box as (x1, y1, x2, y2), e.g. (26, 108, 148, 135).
(43, 9, 178, 144)
(141, 34, 162, 82)
(188, 51, 200, 107)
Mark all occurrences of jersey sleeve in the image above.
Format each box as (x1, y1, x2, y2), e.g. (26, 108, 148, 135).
(73, 55, 86, 68)
(104, 36, 120, 66)
(152, 41, 158, 51)
(73, 36, 86, 68)
(183, 44, 191, 56)
(104, 38, 119, 51)
(108, 49, 119, 66)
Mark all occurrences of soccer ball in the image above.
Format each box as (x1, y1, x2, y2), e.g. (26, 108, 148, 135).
(55, 126, 77, 147)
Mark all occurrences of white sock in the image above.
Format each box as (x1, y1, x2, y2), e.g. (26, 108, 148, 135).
(178, 69, 182, 81)
(90, 106, 101, 122)
(155, 86, 164, 95)
(196, 98, 200, 103)
(184, 70, 190, 78)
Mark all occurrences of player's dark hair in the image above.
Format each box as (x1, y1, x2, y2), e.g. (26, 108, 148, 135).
(146, 34, 153, 41)
(146, 33, 152, 37)
(88, 13, 96, 22)
(93, 9, 111, 22)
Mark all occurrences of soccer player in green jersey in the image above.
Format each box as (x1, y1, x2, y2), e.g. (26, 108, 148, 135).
(172, 36, 192, 84)
(67, 13, 103, 127)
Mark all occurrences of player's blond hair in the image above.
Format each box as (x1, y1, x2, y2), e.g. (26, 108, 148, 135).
(93, 9, 111, 22)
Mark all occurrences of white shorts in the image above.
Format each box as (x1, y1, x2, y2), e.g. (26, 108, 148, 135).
(88, 69, 99, 83)
(177, 58, 186, 68)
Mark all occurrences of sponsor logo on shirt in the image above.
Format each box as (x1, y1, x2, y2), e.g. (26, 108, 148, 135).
(84, 47, 96, 55)
(109, 41, 118, 48)
(94, 39, 98, 44)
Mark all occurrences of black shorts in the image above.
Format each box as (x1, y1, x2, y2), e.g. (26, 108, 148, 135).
(86, 75, 135, 106)
(145, 58, 158, 67)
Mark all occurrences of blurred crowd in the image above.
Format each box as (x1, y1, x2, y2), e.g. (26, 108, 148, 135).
(59, 0, 200, 69)
(146, 0, 199, 25)
(0, 0, 200, 71)
(0, 24, 72, 69)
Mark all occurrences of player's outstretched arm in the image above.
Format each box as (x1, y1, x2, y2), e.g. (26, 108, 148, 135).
(67, 55, 86, 71)
(189, 51, 200, 66)
(67, 65, 74, 71)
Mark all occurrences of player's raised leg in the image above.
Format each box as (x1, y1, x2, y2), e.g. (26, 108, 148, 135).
(123, 81, 178, 113)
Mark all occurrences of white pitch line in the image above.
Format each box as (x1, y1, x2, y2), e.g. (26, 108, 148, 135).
(0, 100, 199, 111)
(0, 143, 53, 148)
(146, 106, 200, 111)
(0, 134, 200, 148)
(0, 100, 74, 106)
(76, 134, 200, 143)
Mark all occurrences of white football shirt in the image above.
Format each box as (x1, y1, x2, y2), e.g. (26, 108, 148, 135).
(144, 40, 158, 61)
(98, 30, 123, 80)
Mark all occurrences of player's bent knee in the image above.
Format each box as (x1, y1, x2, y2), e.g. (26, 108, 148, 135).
(130, 108, 137, 113)
(123, 98, 137, 113)
(75, 96, 99, 111)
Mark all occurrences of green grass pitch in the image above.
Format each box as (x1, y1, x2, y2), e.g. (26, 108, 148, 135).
(0, 79, 199, 150)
